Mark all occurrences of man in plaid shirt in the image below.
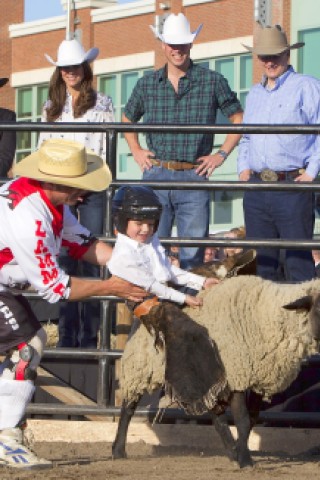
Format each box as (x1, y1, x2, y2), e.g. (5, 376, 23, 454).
(122, 13, 243, 269)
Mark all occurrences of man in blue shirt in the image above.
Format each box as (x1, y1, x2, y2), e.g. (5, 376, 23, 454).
(238, 25, 320, 281)
(122, 13, 243, 269)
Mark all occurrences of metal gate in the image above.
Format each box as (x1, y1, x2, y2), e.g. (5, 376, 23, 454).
(1, 120, 320, 425)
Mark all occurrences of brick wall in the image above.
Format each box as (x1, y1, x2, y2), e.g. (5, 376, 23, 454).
(8, 1, 294, 103)
(185, 0, 254, 42)
(94, 12, 156, 59)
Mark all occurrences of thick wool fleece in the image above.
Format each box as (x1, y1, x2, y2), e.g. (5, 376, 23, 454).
(120, 276, 320, 403)
(121, 319, 165, 403)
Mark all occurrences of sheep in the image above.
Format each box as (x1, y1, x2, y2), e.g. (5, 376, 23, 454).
(112, 271, 320, 468)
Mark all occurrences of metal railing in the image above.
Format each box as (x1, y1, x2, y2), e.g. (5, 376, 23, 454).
(1, 121, 320, 424)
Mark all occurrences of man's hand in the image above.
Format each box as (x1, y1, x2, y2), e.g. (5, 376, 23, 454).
(195, 153, 225, 178)
(295, 172, 314, 182)
(239, 169, 251, 181)
(203, 278, 220, 289)
(104, 276, 147, 302)
(185, 294, 203, 308)
(132, 147, 155, 172)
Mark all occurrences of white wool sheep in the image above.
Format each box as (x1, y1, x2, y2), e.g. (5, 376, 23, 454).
(114, 274, 320, 468)
(120, 275, 320, 403)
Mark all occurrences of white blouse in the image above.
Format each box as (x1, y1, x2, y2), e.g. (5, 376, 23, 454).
(38, 91, 115, 160)
(107, 233, 205, 304)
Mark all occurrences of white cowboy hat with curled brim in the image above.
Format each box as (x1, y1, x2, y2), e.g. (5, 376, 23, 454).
(14, 139, 112, 192)
(242, 25, 304, 56)
(45, 38, 99, 67)
(150, 13, 202, 45)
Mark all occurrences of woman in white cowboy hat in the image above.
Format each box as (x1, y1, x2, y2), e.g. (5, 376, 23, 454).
(39, 37, 115, 349)
(0, 139, 146, 469)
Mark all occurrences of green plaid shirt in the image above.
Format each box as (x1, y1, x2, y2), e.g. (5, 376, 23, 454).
(124, 61, 243, 163)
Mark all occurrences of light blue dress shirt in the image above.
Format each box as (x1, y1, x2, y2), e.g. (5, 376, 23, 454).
(237, 66, 320, 179)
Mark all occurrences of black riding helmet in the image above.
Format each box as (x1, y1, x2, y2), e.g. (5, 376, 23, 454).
(112, 186, 162, 234)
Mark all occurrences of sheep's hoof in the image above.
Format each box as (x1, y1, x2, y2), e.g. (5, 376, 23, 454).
(225, 446, 238, 462)
(112, 445, 127, 460)
(238, 452, 254, 469)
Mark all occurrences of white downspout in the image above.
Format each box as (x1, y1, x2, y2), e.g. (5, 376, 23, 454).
(66, 0, 73, 40)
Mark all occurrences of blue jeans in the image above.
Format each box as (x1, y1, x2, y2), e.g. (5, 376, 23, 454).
(243, 186, 315, 281)
(58, 191, 104, 348)
(143, 166, 210, 270)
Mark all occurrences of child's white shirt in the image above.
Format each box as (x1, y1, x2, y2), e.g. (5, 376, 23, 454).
(107, 232, 205, 304)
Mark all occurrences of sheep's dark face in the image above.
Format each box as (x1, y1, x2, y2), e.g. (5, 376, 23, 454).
(283, 293, 320, 341)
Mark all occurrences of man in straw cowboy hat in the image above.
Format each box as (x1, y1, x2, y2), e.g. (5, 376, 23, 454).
(122, 12, 243, 270)
(0, 139, 146, 469)
(238, 25, 320, 281)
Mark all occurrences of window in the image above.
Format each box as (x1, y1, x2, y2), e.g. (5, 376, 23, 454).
(99, 69, 152, 176)
(16, 84, 48, 161)
(197, 54, 252, 119)
(213, 191, 233, 224)
(298, 28, 320, 78)
(99, 69, 152, 123)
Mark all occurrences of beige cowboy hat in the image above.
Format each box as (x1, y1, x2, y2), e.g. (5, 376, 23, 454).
(45, 38, 99, 67)
(14, 139, 112, 192)
(150, 13, 202, 45)
(242, 25, 304, 55)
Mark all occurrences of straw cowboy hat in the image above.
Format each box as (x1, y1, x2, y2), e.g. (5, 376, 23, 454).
(150, 13, 202, 45)
(14, 139, 112, 192)
(243, 25, 304, 56)
(45, 38, 99, 67)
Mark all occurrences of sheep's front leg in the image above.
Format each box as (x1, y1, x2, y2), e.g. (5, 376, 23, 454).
(246, 390, 262, 430)
(212, 412, 238, 462)
(230, 391, 253, 468)
(112, 398, 140, 459)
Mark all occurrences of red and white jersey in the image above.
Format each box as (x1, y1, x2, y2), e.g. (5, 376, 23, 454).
(0, 177, 95, 303)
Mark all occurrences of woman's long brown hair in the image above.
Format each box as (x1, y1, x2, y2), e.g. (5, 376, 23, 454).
(45, 62, 97, 121)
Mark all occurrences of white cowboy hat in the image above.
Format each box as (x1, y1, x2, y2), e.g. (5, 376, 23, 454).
(150, 13, 202, 45)
(45, 38, 99, 67)
(14, 139, 112, 192)
(242, 25, 304, 56)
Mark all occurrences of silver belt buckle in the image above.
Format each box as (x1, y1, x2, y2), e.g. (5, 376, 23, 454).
(260, 168, 278, 182)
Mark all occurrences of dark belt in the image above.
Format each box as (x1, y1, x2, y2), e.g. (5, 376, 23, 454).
(150, 159, 196, 171)
(252, 168, 305, 182)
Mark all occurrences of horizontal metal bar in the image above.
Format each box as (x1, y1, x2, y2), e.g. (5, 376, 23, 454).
(42, 347, 122, 360)
(22, 291, 125, 301)
(1, 122, 320, 135)
(154, 238, 320, 249)
(39, 350, 320, 364)
(96, 236, 320, 248)
(3, 178, 320, 192)
(111, 180, 320, 191)
(26, 404, 320, 427)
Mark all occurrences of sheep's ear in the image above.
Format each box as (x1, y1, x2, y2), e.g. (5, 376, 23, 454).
(283, 295, 313, 312)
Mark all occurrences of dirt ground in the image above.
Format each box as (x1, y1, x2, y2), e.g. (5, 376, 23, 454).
(1, 442, 320, 480)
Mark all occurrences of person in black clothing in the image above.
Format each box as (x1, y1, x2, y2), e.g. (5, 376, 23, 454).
(0, 78, 16, 179)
